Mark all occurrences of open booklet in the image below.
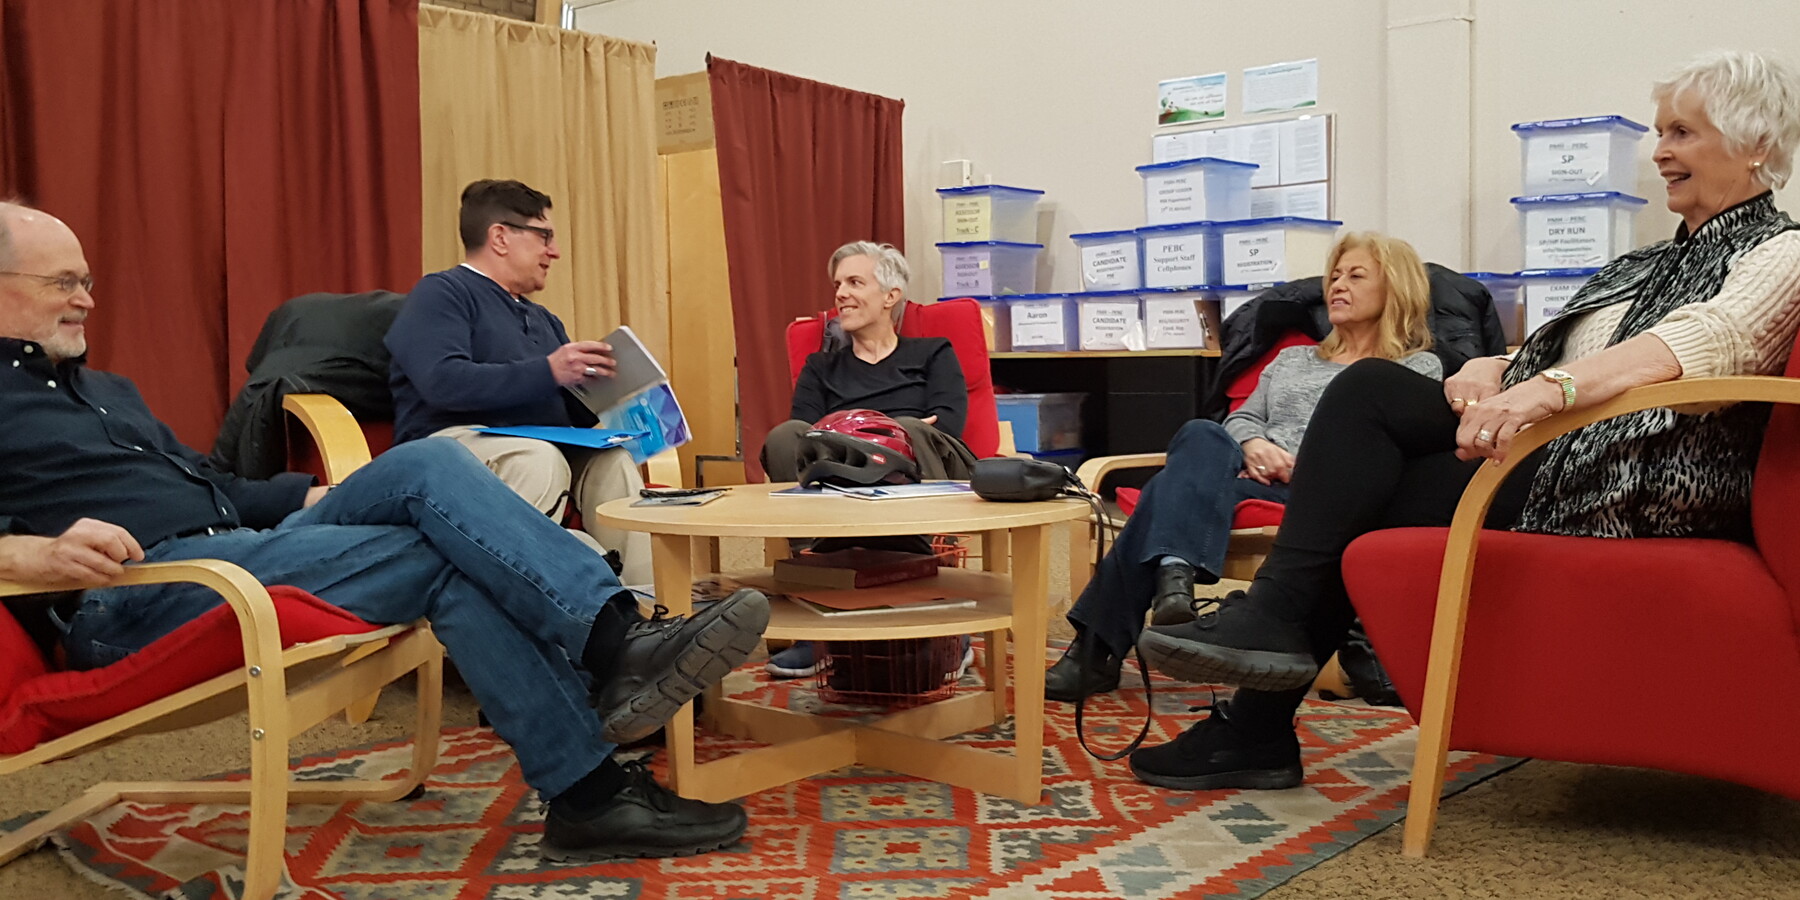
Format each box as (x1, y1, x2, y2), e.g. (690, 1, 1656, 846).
(561, 325, 692, 464)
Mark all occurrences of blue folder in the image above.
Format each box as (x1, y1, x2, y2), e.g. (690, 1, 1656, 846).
(470, 425, 649, 450)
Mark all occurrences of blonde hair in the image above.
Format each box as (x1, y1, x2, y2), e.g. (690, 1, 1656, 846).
(1315, 231, 1434, 362)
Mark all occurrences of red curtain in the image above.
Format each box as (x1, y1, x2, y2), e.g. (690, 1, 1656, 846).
(0, 0, 421, 449)
(706, 56, 905, 481)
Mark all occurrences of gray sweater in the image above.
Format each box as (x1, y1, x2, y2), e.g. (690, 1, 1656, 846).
(1223, 347, 1443, 452)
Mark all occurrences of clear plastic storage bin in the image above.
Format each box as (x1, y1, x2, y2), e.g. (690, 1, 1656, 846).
(1139, 286, 1222, 350)
(937, 185, 1044, 243)
(1136, 157, 1257, 225)
(995, 392, 1087, 452)
(1512, 115, 1648, 196)
(1464, 272, 1524, 345)
(1069, 229, 1142, 291)
(937, 241, 1042, 297)
(1516, 267, 1601, 337)
(1512, 191, 1647, 269)
(1076, 290, 1144, 351)
(1006, 293, 1077, 351)
(952, 296, 1010, 352)
(1218, 217, 1341, 284)
(1137, 221, 1221, 288)
(1216, 283, 1270, 325)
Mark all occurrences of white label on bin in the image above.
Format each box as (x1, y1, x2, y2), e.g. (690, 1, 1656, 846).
(1148, 172, 1199, 221)
(1142, 233, 1209, 288)
(1524, 278, 1589, 336)
(1524, 207, 1608, 268)
(1079, 301, 1140, 350)
(1080, 241, 1140, 289)
(943, 196, 992, 240)
(1144, 296, 1207, 348)
(1012, 301, 1067, 348)
(1525, 135, 1611, 189)
(1223, 229, 1287, 282)
(945, 252, 992, 293)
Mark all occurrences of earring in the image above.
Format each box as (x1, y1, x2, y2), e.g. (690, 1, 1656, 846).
(1752, 160, 1765, 169)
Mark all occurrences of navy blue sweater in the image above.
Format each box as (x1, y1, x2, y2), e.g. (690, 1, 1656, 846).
(386, 265, 596, 443)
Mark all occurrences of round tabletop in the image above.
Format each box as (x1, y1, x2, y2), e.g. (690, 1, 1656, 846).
(595, 481, 1089, 537)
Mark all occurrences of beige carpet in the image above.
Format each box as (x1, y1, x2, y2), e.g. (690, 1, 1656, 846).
(5, 534, 1799, 898)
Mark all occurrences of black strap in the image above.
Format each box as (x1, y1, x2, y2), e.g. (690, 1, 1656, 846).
(1074, 645, 1156, 761)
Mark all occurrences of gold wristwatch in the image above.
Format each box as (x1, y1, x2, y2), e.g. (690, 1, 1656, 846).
(1539, 368, 1576, 411)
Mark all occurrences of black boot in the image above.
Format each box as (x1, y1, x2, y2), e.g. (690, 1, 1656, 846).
(591, 589, 771, 745)
(1137, 590, 1317, 692)
(1148, 561, 1198, 626)
(1127, 700, 1303, 791)
(542, 758, 747, 861)
(1044, 633, 1122, 703)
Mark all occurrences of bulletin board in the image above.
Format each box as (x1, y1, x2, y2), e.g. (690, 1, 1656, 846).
(1150, 114, 1335, 219)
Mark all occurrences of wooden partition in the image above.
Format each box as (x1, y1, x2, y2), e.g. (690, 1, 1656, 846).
(657, 74, 744, 486)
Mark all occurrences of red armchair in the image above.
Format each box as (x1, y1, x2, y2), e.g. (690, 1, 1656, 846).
(1345, 366, 1800, 856)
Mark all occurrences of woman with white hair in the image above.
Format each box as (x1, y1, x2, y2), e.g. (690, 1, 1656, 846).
(1118, 50, 1800, 792)
(760, 241, 973, 678)
(760, 241, 970, 484)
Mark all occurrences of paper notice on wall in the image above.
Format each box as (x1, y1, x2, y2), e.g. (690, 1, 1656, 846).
(1249, 183, 1330, 219)
(1279, 116, 1329, 184)
(1230, 124, 1282, 187)
(1242, 59, 1318, 115)
(1158, 72, 1226, 125)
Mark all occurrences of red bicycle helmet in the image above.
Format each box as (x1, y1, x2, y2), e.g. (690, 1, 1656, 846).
(796, 409, 921, 488)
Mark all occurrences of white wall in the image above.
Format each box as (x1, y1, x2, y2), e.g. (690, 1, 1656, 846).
(579, 0, 1800, 292)
(1470, 1, 1800, 268)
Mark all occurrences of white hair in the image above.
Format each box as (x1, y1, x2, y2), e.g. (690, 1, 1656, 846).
(829, 241, 910, 325)
(1653, 49, 1800, 189)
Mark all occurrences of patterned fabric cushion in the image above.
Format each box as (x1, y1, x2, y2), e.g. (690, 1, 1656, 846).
(0, 587, 376, 755)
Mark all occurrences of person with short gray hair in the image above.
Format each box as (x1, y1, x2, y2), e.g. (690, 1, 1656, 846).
(759, 240, 975, 678)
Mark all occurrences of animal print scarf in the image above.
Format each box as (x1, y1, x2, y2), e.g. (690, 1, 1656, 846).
(1504, 192, 1798, 539)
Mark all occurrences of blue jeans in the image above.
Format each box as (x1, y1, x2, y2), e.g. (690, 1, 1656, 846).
(64, 438, 630, 797)
(1067, 419, 1289, 659)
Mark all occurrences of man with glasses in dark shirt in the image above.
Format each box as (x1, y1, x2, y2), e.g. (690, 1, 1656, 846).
(0, 201, 768, 861)
(384, 180, 651, 583)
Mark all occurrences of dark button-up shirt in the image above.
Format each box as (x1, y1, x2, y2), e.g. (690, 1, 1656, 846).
(385, 265, 597, 443)
(0, 338, 313, 547)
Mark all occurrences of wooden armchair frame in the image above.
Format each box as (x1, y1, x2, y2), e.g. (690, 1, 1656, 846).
(1404, 375, 1800, 857)
(1070, 452, 1280, 594)
(0, 560, 444, 900)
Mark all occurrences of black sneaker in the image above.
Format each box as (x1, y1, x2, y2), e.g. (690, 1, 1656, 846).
(1136, 591, 1317, 692)
(541, 758, 747, 861)
(1044, 635, 1121, 703)
(1148, 561, 1198, 626)
(1128, 704, 1303, 791)
(595, 589, 770, 745)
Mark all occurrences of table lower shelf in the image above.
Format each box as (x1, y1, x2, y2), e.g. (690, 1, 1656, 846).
(719, 568, 1019, 641)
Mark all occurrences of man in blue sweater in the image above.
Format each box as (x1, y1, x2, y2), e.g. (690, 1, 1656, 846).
(385, 180, 648, 581)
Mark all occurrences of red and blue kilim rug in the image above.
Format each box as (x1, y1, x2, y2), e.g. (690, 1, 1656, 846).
(36, 651, 1521, 899)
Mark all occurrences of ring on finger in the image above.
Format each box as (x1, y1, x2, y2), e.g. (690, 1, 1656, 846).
(1465, 399, 1479, 407)
(1255, 464, 1268, 471)
(583, 366, 599, 377)
(1476, 429, 1495, 443)
(1451, 397, 1467, 407)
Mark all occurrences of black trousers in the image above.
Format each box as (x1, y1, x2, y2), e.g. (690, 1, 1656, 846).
(1227, 359, 1538, 732)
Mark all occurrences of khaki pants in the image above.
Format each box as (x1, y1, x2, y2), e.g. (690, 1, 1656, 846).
(432, 425, 650, 585)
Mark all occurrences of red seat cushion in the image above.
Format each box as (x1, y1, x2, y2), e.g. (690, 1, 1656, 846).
(1345, 528, 1800, 798)
(1113, 487, 1284, 530)
(288, 420, 392, 484)
(0, 588, 378, 755)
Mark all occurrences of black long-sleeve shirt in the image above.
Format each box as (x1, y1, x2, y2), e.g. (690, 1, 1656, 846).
(385, 265, 596, 443)
(0, 338, 313, 547)
(789, 337, 967, 439)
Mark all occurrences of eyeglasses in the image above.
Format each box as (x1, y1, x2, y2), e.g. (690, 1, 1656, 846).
(500, 222, 556, 245)
(0, 271, 95, 295)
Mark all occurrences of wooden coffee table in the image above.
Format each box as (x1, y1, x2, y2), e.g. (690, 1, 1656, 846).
(595, 482, 1088, 805)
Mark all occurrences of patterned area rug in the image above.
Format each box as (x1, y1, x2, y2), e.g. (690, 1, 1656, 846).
(40, 650, 1521, 899)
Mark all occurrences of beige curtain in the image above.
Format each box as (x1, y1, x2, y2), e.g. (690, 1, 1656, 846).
(417, 7, 666, 361)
